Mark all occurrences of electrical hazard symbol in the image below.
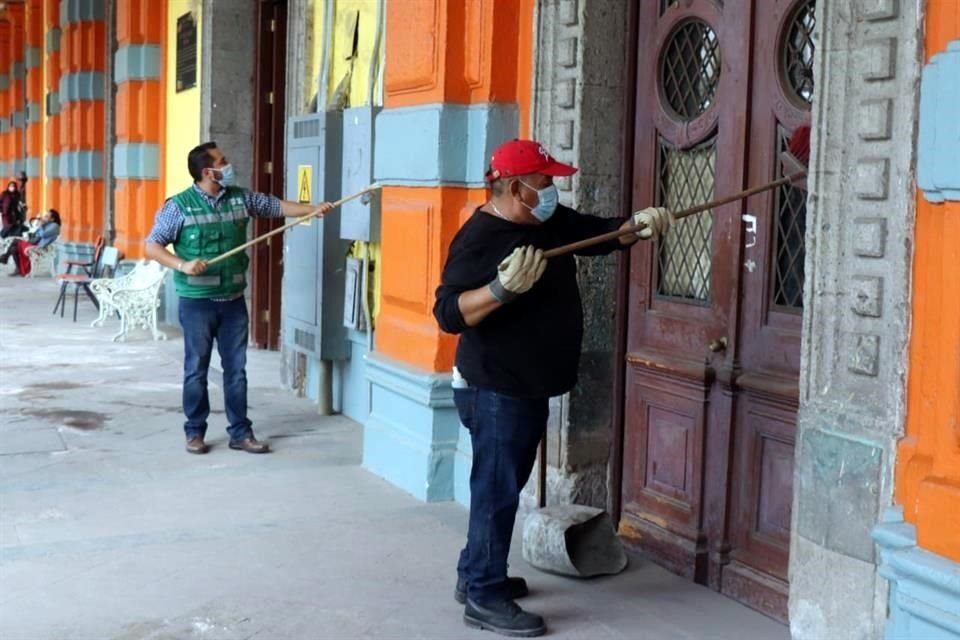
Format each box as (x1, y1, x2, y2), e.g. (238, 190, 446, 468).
(297, 165, 313, 204)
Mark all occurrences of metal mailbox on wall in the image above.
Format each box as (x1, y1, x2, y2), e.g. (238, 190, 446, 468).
(282, 112, 351, 361)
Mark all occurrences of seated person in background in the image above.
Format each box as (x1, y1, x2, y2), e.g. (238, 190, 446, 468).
(0, 209, 61, 276)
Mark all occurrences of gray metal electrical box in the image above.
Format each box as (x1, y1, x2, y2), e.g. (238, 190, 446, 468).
(282, 112, 351, 360)
(342, 256, 366, 331)
(340, 106, 381, 241)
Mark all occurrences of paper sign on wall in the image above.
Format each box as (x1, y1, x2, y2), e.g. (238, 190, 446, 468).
(297, 165, 313, 225)
(298, 165, 313, 204)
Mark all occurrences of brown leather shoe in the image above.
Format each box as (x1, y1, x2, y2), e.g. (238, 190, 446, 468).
(229, 436, 270, 454)
(185, 436, 209, 454)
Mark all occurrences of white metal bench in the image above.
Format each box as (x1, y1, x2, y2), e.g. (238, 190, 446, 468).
(90, 260, 168, 342)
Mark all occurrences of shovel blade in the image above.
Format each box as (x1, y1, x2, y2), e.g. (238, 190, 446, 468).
(522, 505, 628, 578)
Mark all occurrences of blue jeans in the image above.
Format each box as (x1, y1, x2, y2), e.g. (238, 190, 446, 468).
(454, 386, 548, 605)
(178, 297, 253, 442)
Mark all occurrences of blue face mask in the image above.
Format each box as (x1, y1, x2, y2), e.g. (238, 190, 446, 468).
(213, 164, 236, 187)
(519, 181, 559, 222)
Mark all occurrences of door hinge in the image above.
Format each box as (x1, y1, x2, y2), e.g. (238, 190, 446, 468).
(269, 18, 276, 33)
(264, 161, 273, 175)
(266, 91, 274, 105)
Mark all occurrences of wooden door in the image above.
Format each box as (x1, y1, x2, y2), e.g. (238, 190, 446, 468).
(724, 0, 814, 618)
(619, 0, 815, 622)
(250, 0, 288, 350)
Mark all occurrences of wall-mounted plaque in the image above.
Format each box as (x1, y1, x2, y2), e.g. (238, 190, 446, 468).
(176, 13, 197, 93)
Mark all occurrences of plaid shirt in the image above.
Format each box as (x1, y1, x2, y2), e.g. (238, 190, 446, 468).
(145, 184, 283, 246)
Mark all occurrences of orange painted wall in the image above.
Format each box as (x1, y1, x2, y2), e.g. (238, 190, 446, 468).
(378, 186, 487, 371)
(7, 4, 24, 175)
(59, 18, 106, 243)
(895, 0, 960, 562)
(0, 21, 9, 176)
(384, 0, 524, 109)
(25, 0, 43, 209)
(516, 0, 534, 138)
(44, 0, 61, 215)
(113, 0, 165, 259)
(376, 0, 535, 372)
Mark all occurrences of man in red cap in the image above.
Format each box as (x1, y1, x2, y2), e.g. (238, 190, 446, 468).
(434, 139, 671, 636)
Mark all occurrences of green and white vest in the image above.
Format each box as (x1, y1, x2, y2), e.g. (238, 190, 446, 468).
(172, 186, 249, 299)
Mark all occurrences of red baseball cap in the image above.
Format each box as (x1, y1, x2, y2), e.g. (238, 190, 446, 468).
(485, 139, 578, 181)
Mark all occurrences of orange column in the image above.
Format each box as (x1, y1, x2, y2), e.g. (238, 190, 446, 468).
(24, 0, 43, 209)
(44, 0, 61, 215)
(59, 0, 106, 243)
(8, 3, 24, 181)
(376, 0, 533, 373)
(895, 0, 960, 562)
(113, 0, 165, 259)
(0, 20, 9, 180)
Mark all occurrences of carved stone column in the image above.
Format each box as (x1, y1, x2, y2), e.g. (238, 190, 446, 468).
(527, 0, 631, 509)
(789, 1, 923, 638)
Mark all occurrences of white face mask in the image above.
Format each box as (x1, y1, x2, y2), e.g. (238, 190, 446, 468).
(518, 181, 559, 222)
(211, 164, 235, 187)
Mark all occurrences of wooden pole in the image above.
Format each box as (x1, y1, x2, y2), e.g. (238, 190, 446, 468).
(206, 184, 381, 267)
(542, 172, 805, 259)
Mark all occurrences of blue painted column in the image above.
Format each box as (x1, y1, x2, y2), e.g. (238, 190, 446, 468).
(24, 0, 44, 209)
(59, 0, 106, 244)
(112, 0, 164, 259)
(358, 0, 533, 506)
(364, 103, 517, 505)
(873, 508, 960, 639)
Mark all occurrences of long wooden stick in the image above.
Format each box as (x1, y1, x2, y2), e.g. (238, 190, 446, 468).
(206, 184, 381, 267)
(542, 171, 806, 259)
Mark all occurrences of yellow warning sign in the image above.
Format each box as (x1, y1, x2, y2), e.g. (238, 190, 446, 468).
(297, 165, 313, 204)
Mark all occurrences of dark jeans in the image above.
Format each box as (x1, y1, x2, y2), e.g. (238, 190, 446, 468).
(178, 296, 253, 442)
(454, 386, 548, 605)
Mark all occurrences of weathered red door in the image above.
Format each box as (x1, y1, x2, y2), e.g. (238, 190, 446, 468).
(618, 0, 815, 622)
(250, 0, 288, 350)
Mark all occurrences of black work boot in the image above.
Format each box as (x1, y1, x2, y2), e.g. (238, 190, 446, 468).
(455, 576, 529, 605)
(464, 598, 546, 638)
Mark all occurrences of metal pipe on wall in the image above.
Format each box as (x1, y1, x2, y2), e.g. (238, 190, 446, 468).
(317, 0, 334, 113)
(318, 358, 333, 415)
(315, 0, 337, 413)
(361, 0, 384, 360)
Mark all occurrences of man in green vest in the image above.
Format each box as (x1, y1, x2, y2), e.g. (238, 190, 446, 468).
(145, 141, 333, 455)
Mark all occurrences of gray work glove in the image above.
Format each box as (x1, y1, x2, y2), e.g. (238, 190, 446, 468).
(489, 245, 547, 303)
(632, 207, 673, 239)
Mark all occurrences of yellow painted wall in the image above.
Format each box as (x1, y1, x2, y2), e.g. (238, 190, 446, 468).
(305, 1, 383, 319)
(303, 0, 324, 111)
(326, 0, 381, 108)
(317, 0, 383, 319)
(164, 1, 202, 196)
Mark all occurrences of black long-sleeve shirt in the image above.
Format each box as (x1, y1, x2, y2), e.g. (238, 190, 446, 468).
(433, 204, 628, 398)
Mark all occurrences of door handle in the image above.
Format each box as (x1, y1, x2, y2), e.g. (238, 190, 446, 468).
(742, 214, 757, 248)
(708, 337, 728, 353)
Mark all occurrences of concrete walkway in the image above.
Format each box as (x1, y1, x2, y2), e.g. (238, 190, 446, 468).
(0, 275, 789, 640)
